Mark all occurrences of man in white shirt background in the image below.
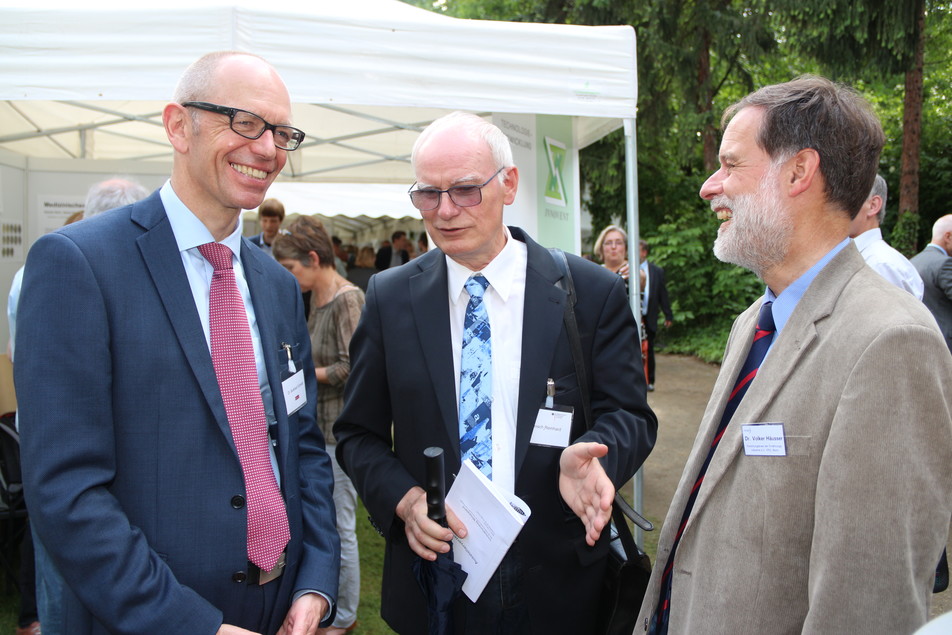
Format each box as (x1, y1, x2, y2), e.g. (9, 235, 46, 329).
(848, 174, 923, 298)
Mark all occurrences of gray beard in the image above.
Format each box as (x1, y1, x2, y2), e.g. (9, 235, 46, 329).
(712, 177, 792, 278)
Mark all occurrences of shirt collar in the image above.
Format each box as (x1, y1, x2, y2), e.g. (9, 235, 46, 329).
(160, 180, 244, 257)
(447, 226, 521, 305)
(928, 243, 949, 257)
(852, 227, 883, 252)
(765, 238, 849, 335)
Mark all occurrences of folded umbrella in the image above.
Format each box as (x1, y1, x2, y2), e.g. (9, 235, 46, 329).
(413, 447, 468, 635)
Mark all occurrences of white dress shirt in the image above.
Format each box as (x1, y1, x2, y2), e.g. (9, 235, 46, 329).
(446, 226, 527, 495)
(853, 228, 924, 299)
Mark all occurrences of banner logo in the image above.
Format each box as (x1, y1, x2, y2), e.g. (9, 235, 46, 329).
(544, 136, 567, 207)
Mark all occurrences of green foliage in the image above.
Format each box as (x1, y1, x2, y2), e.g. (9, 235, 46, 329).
(579, 129, 627, 241)
(647, 207, 762, 329)
(662, 322, 734, 364)
(422, 0, 952, 359)
(776, 0, 923, 76)
(912, 3, 952, 244)
(890, 211, 922, 257)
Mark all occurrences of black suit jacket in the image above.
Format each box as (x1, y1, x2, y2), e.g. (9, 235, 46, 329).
(643, 261, 673, 336)
(374, 245, 409, 271)
(334, 227, 657, 634)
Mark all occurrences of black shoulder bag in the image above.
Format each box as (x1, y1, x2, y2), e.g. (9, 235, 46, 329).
(550, 248, 653, 635)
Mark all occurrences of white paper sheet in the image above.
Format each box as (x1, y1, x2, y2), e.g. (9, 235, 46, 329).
(446, 460, 531, 602)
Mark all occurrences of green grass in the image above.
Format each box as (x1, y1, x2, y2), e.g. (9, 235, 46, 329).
(354, 499, 394, 634)
(0, 591, 17, 631)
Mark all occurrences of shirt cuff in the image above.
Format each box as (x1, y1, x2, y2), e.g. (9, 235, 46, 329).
(292, 590, 335, 626)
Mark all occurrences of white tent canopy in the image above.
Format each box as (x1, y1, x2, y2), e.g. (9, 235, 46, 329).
(1, 0, 637, 183)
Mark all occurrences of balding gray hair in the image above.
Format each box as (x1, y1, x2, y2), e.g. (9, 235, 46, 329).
(83, 178, 149, 219)
(868, 174, 888, 226)
(411, 111, 515, 185)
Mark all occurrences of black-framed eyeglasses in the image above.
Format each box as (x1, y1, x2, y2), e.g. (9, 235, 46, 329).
(408, 167, 506, 211)
(182, 101, 306, 151)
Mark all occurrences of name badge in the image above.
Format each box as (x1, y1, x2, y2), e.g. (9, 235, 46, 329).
(282, 369, 306, 416)
(742, 422, 786, 456)
(530, 405, 573, 448)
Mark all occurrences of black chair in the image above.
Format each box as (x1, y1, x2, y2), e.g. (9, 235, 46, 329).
(0, 412, 28, 591)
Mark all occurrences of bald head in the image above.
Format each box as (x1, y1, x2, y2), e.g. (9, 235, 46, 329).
(163, 51, 294, 239)
(931, 215, 952, 252)
(411, 111, 514, 186)
(173, 51, 280, 103)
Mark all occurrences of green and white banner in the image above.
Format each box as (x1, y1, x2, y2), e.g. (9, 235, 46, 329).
(493, 113, 579, 254)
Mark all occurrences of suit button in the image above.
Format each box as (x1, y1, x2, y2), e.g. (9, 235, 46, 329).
(232, 571, 247, 583)
(231, 495, 245, 509)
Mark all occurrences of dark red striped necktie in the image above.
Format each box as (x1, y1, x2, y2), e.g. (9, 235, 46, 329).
(651, 301, 775, 634)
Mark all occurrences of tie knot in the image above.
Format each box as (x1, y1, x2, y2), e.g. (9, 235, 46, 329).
(198, 242, 234, 272)
(757, 300, 775, 333)
(465, 274, 490, 299)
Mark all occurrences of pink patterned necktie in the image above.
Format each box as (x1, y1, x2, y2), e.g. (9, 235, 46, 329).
(198, 242, 289, 571)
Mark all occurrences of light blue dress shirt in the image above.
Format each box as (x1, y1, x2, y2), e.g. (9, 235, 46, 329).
(762, 238, 850, 357)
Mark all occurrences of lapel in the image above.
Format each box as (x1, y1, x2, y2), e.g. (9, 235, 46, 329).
(511, 228, 567, 478)
(685, 244, 864, 524)
(241, 241, 290, 471)
(133, 196, 232, 445)
(408, 252, 460, 461)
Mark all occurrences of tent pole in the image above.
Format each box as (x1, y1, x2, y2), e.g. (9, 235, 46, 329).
(623, 116, 646, 545)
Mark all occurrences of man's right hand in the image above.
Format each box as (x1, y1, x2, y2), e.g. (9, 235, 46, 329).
(396, 486, 467, 560)
(218, 625, 261, 635)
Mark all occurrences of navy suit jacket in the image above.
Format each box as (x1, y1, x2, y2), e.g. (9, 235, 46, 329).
(334, 227, 657, 633)
(15, 191, 339, 634)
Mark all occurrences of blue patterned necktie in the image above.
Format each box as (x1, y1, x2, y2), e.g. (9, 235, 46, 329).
(652, 301, 775, 634)
(459, 274, 493, 479)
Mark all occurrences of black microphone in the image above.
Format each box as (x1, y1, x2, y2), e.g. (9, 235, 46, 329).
(423, 447, 446, 526)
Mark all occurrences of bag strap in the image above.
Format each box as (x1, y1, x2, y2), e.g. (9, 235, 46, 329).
(550, 248, 653, 533)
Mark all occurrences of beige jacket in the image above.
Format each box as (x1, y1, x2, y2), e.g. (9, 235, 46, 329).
(637, 244, 952, 634)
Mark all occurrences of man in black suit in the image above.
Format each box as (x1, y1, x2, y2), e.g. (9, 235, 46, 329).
(639, 240, 673, 391)
(374, 230, 411, 270)
(334, 111, 657, 634)
(911, 214, 952, 353)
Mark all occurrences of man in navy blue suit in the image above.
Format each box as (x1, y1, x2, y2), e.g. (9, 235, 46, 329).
(15, 51, 338, 635)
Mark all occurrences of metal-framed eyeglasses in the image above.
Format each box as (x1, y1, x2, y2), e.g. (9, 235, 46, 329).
(408, 167, 506, 211)
(182, 101, 306, 151)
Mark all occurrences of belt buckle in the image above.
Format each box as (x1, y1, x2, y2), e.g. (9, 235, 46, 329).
(254, 552, 286, 586)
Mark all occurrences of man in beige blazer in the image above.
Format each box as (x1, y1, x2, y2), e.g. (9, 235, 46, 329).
(638, 76, 952, 634)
